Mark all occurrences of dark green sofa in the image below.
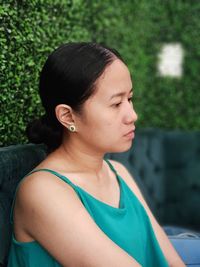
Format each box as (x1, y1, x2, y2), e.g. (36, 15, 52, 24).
(1, 129, 200, 266)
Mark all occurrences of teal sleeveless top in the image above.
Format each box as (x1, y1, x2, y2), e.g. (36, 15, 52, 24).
(8, 159, 169, 267)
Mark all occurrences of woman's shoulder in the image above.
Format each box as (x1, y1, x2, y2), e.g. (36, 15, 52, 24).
(15, 166, 80, 220)
(19, 162, 65, 188)
(18, 151, 73, 194)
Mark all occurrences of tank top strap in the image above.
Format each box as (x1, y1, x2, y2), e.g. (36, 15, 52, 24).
(104, 159, 125, 189)
(104, 158, 118, 176)
(10, 168, 77, 224)
(27, 168, 77, 188)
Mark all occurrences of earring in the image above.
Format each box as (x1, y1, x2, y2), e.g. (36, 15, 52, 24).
(68, 125, 76, 132)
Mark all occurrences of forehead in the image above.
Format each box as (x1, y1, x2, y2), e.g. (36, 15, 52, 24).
(92, 59, 132, 100)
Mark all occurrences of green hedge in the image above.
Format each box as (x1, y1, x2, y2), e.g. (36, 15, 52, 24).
(1, 0, 200, 146)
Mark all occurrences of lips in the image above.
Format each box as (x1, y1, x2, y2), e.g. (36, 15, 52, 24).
(124, 128, 135, 136)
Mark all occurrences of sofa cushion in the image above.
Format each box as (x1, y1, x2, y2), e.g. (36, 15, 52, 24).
(164, 131, 200, 229)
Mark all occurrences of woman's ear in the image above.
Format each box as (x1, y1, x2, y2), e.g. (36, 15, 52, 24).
(55, 104, 77, 131)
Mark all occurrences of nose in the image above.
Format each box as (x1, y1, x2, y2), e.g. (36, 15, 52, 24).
(132, 108, 138, 122)
(124, 103, 138, 124)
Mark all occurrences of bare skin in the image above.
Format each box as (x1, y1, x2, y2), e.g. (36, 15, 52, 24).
(13, 59, 185, 267)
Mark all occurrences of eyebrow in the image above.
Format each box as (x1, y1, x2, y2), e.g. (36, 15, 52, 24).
(109, 88, 133, 100)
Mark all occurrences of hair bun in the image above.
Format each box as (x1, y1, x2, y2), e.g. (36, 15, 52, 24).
(26, 115, 62, 152)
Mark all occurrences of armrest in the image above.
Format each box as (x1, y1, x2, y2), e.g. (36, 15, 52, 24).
(170, 237, 200, 266)
(163, 226, 200, 266)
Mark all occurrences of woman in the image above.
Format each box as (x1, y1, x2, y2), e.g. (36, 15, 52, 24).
(8, 42, 185, 267)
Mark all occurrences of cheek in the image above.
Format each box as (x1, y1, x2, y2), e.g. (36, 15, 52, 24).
(93, 111, 123, 137)
(84, 119, 115, 143)
(96, 121, 122, 143)
(79, 104, 121, 139)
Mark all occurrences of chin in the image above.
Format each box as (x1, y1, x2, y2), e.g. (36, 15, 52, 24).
(107, 141, 133, 154)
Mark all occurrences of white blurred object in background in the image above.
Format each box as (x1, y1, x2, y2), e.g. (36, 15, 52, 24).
(158, 43, 184, 78)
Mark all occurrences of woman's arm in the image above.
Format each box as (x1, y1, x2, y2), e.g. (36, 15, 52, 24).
(14, 171, 141, 267)
(110, 160, 186, 267)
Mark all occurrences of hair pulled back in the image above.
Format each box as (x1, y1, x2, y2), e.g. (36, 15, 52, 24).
(26, 42, 124, 152)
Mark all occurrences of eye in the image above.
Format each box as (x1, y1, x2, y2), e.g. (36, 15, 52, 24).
(113, 102, 122, 107)
(128, 95, 133, 103)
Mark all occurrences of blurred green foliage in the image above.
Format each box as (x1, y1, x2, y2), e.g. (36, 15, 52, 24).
(1, 0, 200, 146)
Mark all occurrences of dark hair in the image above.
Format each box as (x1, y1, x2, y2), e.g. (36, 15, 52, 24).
(26, 42, 124, 152)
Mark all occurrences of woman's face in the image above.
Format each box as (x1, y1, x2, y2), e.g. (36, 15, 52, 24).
(75, 59, 138, 153)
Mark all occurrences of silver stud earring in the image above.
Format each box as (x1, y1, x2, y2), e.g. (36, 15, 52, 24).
(68, 125, 76, 132)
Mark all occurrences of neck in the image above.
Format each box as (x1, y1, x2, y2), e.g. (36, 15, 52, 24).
(56, 134, 105, 175)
